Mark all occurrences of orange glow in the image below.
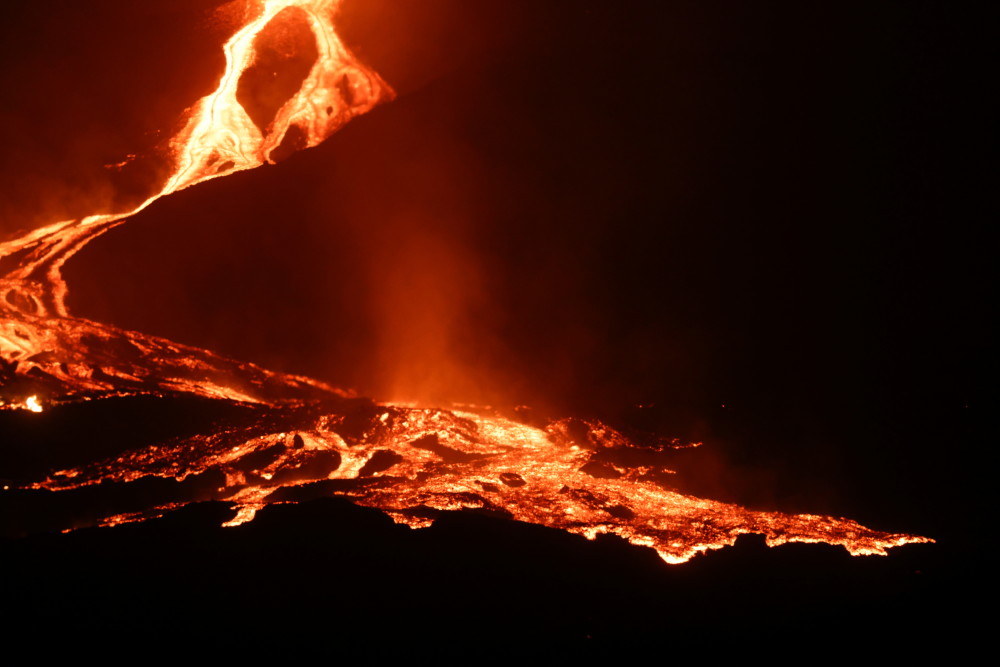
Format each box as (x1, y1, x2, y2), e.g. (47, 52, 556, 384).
(0, 1, 931, 565)
(29, 406, 932, 563)
(0, 394, 44, 412)
(0, 0, 390, 324)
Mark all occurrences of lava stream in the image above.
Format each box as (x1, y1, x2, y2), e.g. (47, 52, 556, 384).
(28, 403, 931, 564)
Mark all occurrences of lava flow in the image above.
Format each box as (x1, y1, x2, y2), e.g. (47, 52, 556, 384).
(0, 0, 931, 564)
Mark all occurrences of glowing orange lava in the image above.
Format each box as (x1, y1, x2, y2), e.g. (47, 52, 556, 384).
(0, 0, 931, 564)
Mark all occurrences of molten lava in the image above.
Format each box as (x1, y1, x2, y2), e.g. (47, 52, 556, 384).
(0, 0, 930, 564)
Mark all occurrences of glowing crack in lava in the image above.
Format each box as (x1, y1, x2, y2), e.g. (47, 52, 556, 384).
(0, 1, 930, 564)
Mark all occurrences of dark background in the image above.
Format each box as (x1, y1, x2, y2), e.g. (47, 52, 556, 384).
(1, 0, 993, 652)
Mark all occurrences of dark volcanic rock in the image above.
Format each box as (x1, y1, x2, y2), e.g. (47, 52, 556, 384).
(499, 472, 526, 487)
(271, 449, 342, 484)
(579, 460, 622, 479)
(409, 432, 482, 463)
(358, 448, 403, 477)
(0, 395, 256, 479)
